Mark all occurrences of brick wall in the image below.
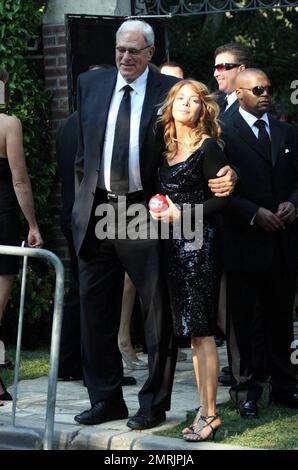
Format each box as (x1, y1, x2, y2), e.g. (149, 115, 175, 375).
(43, 24, 70, 276)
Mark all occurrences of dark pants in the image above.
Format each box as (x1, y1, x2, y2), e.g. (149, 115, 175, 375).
(78, 190, 177, 410)
(226, 252, 298, 403)
(58, 228, 82, 378)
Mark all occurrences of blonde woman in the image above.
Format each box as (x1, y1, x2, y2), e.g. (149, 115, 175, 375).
(151, 80, 229, 442)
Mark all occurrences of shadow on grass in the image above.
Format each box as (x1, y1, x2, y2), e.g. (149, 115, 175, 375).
(156, 384, 298, 449)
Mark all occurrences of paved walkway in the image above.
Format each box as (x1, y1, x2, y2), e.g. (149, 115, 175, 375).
(0, 344, 243, 450)
(0, 322, 297, 450)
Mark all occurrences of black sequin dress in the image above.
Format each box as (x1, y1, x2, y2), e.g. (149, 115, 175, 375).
(0, 158, 20, 274)
(159, 138, 228, 337)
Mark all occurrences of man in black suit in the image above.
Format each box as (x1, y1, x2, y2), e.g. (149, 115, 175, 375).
(72, 19, 237, 430)
(213, 43, 267, 387)
(56, 95, 137, 387)
(222, 68, 298, 417)
(56, 111, 83, 381)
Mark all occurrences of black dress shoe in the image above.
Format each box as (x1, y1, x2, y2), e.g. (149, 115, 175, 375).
(0, 377, 12, 401)
(237, 400, 258, 418)
(127, 409, 166, 430)
(74, 400, 128, 425)
(270, 390, 298, 408)
(218, 371, 236, 386)
(121, 376, 137, 386)
(0, 360, 14, 370)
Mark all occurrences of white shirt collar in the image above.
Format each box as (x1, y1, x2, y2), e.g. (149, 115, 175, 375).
(239, 107, 269, 129)
(116, 67, 149, 95)
(226, 91, 238, 108)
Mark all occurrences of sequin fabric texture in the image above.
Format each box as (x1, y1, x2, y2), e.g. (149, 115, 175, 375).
(159, 144, 220, 337)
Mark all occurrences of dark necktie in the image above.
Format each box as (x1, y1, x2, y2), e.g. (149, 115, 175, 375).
(110, 84, 132, 194)
(222, 96, 228, 112)
(254, 119, 271, 162)
(219, 95, 228, 113)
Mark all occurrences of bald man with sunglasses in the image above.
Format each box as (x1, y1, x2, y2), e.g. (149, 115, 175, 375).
(221, 69, 298, 417)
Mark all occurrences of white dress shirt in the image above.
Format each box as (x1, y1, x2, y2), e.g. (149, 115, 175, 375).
(225, 91, 238, 110)
(98, 68, 149, 193)
(239, 107, 271, 139)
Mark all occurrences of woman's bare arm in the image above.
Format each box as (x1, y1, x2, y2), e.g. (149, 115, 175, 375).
(6, 116, 43, 247)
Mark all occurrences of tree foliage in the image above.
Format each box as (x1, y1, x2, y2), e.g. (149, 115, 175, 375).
(167, 6, 298, 122)
(0, 0, 55, 347)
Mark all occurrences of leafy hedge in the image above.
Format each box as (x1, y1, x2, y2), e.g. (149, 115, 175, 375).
(0, 0, 56, 347)
(168, 6, 298, 124)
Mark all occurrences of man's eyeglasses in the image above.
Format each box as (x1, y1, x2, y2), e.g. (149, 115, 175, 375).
(239, 86, 274, 96)
(116, 45, 151, 56)
(214, 63, 241, 73)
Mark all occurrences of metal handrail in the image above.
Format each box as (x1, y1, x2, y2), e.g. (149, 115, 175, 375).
(0, 245, 64, 450)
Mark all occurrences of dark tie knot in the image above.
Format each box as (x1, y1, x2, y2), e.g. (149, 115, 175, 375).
(255, 119, 266, 130)
(123, 84, 133, 96)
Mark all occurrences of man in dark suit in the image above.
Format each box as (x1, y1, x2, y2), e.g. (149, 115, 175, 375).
(213, 43, 267, 387)
(56, 92, 137, 387)
(222, 68, 298, 417)
(56, 111, 83, 381)
(72, 19, 237, 430)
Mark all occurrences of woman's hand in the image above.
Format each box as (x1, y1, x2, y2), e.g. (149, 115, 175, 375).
(27, 226, 43, 248)
(150, 196, 181, 223)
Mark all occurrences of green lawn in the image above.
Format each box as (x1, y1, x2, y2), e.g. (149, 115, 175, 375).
(156, 385, 298, 450)
(0, 347, 49, 386)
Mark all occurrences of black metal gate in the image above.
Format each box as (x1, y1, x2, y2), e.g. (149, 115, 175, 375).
(132, 0, 298, 17)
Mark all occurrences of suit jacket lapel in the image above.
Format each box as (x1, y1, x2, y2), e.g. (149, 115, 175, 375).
(223, 100, 239, 119)
(268, 116, 282, 166)
(139, 70, 162, 151)
(95, 70, 117, 152)
(232, 111, 271, 163)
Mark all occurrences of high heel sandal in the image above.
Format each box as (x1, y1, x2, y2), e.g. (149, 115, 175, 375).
(183, 414, 221, 442)
(0, 377, 12, 401)
(181, 406, 201, 436)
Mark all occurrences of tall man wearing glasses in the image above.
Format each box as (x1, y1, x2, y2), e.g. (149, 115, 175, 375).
(222, 68, 298, 417)
(72, 20, 237, 429)
(214, 43, 252, 119)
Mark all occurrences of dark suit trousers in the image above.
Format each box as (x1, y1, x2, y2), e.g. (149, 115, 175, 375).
(78, 190, 177, 410)
(226, 249, 298, 403)
(58, 228, 82, 378)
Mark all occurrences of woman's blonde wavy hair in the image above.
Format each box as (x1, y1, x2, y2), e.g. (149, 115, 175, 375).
(158, 79, 222, 161)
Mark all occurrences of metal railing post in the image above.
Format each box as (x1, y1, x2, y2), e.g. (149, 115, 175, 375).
(0, 245, 64, 450)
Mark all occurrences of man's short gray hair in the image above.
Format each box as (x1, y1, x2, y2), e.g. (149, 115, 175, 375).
(116, 20, 155, 46)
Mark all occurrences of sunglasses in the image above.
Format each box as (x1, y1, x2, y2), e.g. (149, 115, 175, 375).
(239, 86, 274, 96)
(214, 63, 241, 72)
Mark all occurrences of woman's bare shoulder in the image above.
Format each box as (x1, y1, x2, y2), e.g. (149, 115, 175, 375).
(0, 113, 21, 125)
(0, 113, 22, 133)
